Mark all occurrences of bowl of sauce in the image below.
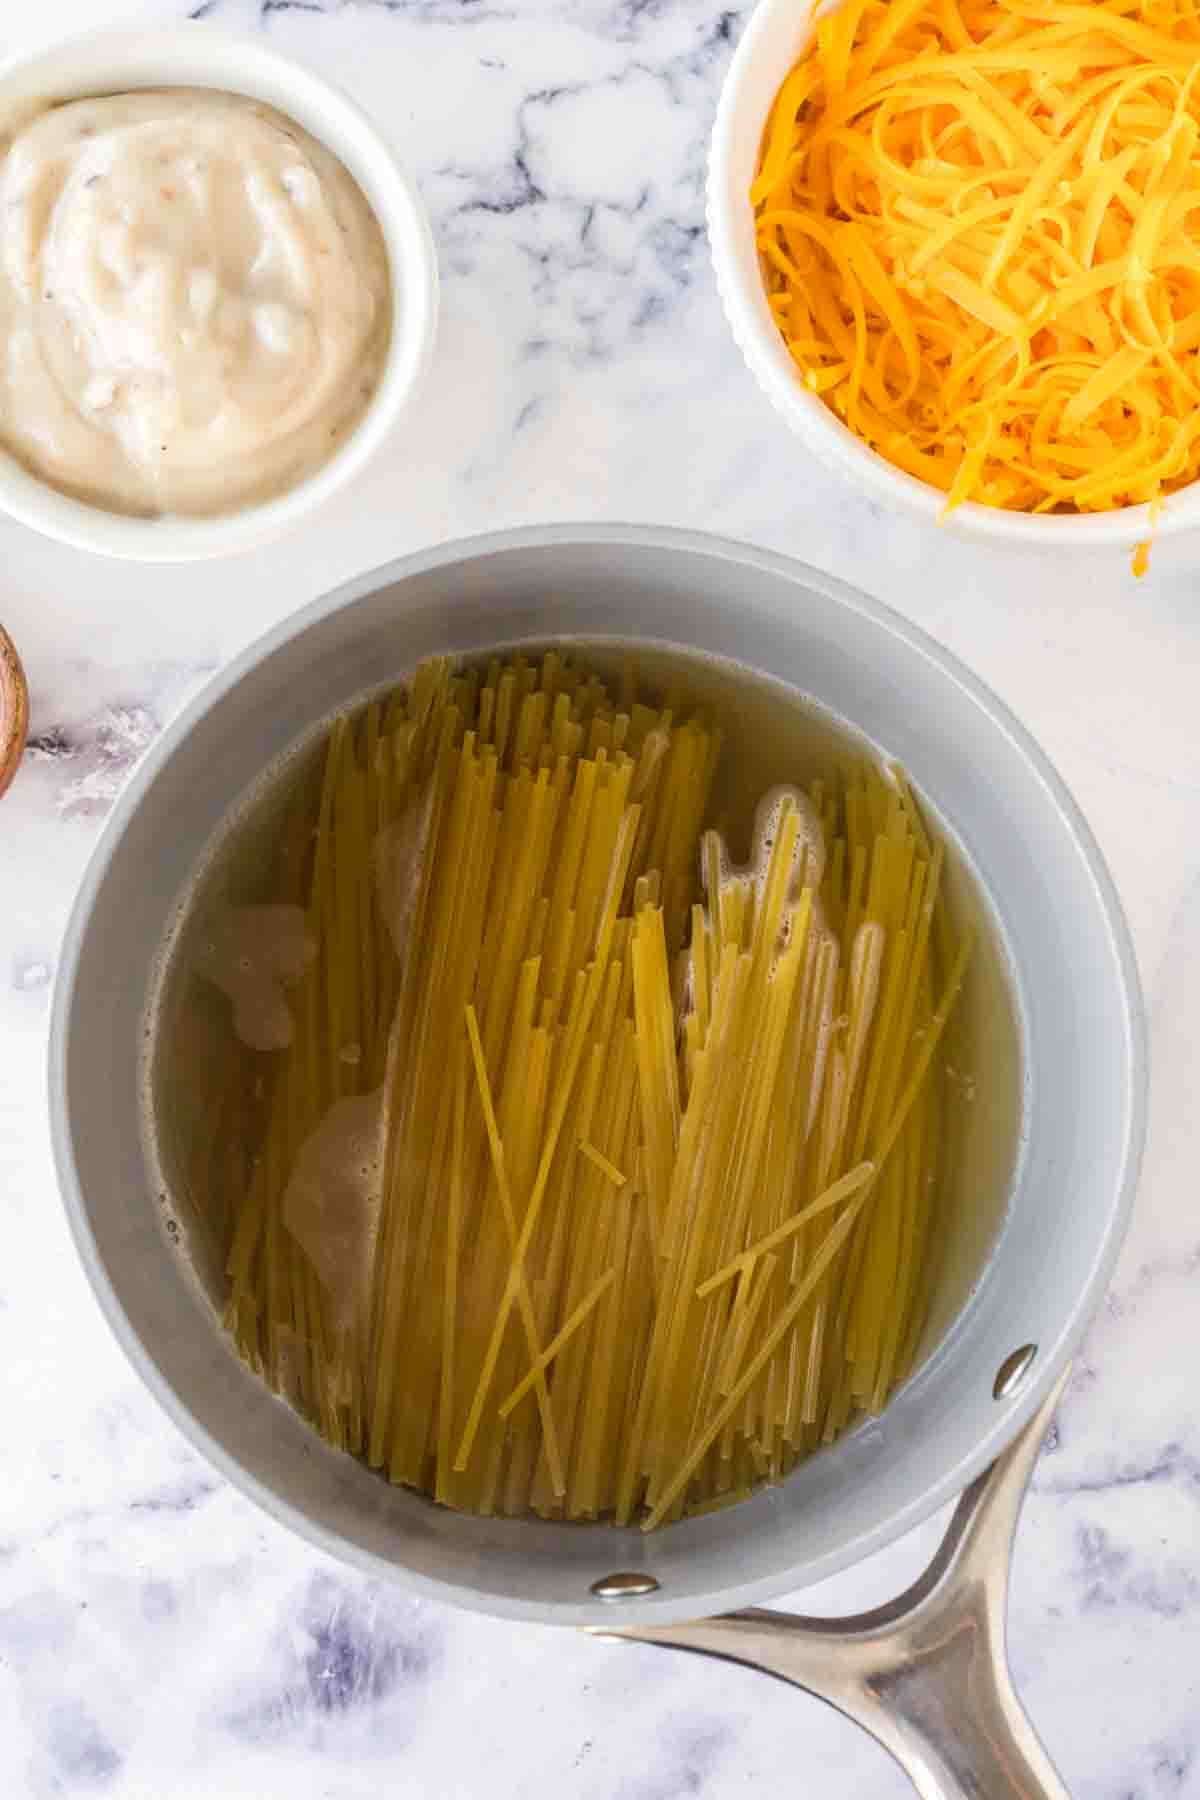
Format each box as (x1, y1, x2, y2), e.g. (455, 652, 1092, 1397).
(0, 28, 438, 559)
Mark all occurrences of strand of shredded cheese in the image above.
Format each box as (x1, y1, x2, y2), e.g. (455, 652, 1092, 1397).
(754, 0, 1200, 563)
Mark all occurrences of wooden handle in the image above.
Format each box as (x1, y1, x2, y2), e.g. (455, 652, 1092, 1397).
(0, 624, 28, 802)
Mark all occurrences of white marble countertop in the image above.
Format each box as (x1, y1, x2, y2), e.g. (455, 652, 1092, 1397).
(2, 1, 1199, 1795)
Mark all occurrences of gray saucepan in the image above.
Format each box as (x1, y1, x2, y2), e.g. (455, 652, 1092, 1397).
(49, 525, 1145, 1798)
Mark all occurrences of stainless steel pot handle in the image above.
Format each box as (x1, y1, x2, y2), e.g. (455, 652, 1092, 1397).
(603, 1371, 1068, 1799)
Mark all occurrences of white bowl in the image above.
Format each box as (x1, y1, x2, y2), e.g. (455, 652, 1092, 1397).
(0, 27, 438, 561)
(708, 0, 1200, 550)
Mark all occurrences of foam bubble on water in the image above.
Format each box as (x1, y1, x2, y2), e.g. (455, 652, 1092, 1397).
(750, 784, 827, 899)
(192, 901, 313, 1051)
(282, 1087, 383, 1333)
(373, 787, 431, 960)
(700, 783, 831, 968)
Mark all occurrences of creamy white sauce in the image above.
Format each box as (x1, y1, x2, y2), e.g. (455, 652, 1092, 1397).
(0, 89, 391, 516)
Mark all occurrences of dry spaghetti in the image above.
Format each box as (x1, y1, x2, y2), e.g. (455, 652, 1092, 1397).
(214, 652, 969, 1527)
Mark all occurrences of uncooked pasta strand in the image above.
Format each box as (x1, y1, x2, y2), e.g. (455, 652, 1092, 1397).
(215, 650, 969, 1531)
(498, 1267, 617, 1420)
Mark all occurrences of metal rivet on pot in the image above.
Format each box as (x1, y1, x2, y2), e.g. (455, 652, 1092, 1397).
(993, 1343, 1038, 1399)
(590, 1571, 660, 1600)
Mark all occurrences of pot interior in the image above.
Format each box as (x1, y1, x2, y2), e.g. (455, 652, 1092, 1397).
(52, 531, 1141, 1624)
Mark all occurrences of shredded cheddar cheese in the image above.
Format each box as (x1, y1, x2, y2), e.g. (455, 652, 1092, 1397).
(754, 0, 1200, 550)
